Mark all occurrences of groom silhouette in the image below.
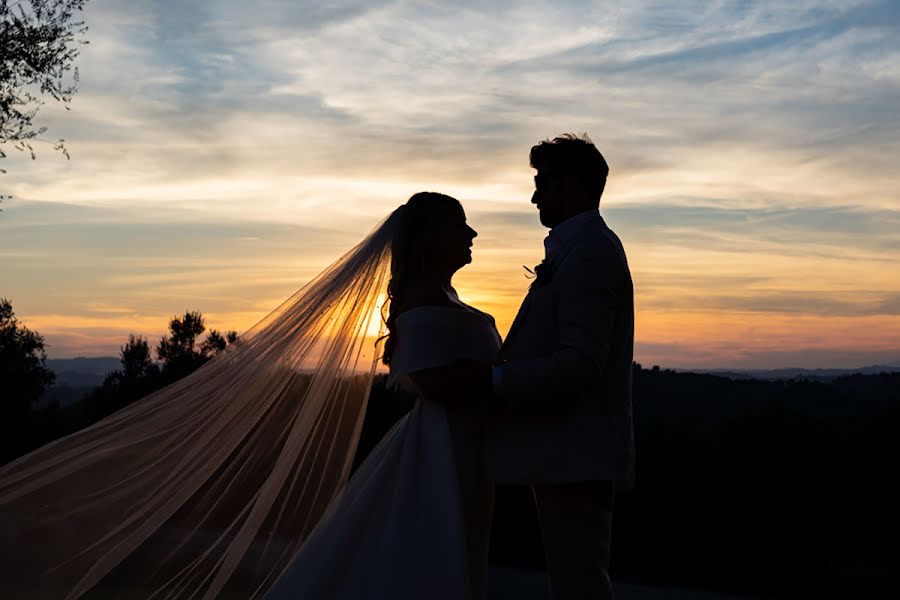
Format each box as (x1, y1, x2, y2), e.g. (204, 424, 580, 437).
(474, 134, 635, 599)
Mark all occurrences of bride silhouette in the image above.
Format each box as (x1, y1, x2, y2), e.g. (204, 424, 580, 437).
(0, 192, 499, 600)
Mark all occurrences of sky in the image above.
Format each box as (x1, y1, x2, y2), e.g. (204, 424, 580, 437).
(1, 0, 899, 369)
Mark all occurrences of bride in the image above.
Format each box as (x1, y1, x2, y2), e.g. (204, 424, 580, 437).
(0, 192, 501, 599)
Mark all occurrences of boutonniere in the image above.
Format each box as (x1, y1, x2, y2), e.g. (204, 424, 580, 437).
(523, 259, 558, 291)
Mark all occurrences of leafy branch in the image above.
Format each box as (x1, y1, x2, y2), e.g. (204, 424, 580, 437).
(1, 0, 89, 173)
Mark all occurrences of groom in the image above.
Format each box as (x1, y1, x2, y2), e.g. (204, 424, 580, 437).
(477, 134, 635, 599)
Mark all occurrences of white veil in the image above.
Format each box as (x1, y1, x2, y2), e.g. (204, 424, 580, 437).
(0, 207, 403, 599)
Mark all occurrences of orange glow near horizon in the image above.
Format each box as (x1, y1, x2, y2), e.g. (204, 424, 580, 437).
(18, 290, 900, 370)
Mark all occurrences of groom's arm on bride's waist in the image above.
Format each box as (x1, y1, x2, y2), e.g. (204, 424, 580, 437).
(494, 243, 626, 409)
(408, 361, 493, 406)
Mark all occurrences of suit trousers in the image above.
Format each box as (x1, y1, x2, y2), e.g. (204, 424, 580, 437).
(532, 480, 615, 600)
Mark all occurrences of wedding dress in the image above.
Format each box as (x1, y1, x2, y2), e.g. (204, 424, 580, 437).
(265, 294, 501, 600)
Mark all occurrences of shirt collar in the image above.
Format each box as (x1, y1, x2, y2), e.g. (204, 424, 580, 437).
(543, 208, 600, 259)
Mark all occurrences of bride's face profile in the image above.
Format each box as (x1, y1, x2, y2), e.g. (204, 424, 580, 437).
(430, 202, 478, 275)
(387, 192, 475, 305)
(384, 193, 477, 362)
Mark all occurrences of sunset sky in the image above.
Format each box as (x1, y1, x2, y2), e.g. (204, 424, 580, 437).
(2, 0, 899, 369)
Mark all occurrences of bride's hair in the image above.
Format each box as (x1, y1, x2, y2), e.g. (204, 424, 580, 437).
(382, 191, 461, 365)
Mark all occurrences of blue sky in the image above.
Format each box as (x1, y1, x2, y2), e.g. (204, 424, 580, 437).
(1, 0, 899, 368)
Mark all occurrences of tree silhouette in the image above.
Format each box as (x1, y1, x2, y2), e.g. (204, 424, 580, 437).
(156, 310, 206, 376)
(155, 310, 237, 380)
(200, 329, 233, 356)
(0, 297, 54, 460)
(99, 333, 159, 388)
(1, 0, 89, 173)
(118, 333, 158, 380)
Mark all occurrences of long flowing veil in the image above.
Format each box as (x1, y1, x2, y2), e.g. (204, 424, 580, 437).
(0, 208, 402, 599)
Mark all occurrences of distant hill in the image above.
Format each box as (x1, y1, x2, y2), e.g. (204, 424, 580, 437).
(39, 357, 121, 409)
(42, 357, 900, 387)
(46, 356, 121, 387)
(684, 364, 900, 381)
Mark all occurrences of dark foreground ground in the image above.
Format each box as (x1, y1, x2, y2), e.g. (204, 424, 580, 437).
(488, 567, 757, 599)
(7, 369, 898, 598)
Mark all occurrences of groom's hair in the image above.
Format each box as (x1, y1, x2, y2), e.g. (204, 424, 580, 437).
(530, 133, 609, 204)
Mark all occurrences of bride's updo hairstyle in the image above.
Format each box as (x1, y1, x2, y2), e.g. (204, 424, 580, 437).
(382, 191, 461, 366)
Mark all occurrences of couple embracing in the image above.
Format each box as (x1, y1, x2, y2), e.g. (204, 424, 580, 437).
(0, 134, 634, 600)
(268, 133, 635, 599)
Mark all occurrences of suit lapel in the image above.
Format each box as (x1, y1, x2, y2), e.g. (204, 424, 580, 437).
(501, 213, 605, 350)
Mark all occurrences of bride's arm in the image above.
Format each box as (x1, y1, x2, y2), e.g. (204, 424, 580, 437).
(407, 361, 492, 406)
(407, 366, 455, 403)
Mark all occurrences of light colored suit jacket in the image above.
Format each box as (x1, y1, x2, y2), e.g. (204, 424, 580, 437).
(486, 211, 635, 488)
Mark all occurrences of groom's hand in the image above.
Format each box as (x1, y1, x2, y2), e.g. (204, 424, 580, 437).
(409, 361, 493, 409)
(447, 360, 493, 403)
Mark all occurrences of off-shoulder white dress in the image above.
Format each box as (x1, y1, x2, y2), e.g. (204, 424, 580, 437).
(265, 301, 501, 600)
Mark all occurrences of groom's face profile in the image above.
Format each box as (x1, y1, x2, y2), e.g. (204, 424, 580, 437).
(532, 168, 571, 228)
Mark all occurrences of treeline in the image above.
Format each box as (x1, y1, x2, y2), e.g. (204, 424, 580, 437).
(1, 298, 236, 463)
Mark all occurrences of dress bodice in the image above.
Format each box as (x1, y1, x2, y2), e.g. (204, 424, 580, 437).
(387, 305, 501, 388)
